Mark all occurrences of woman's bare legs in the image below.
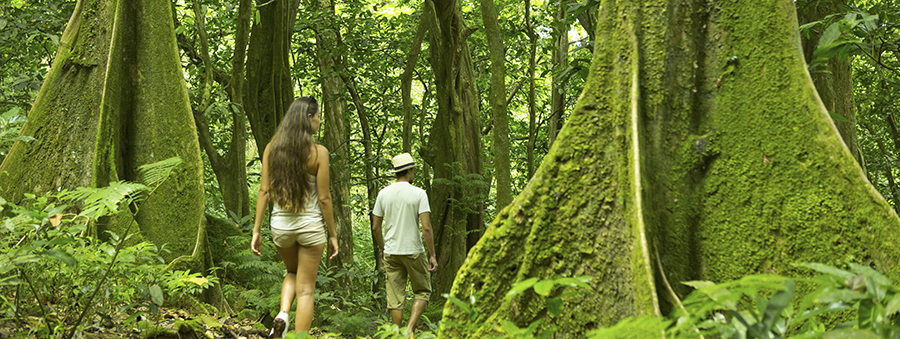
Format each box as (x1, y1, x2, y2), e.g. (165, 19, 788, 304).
(295, 243, 325, 332)
(275, 244, 300, 317)
(275, 242, 324, 333)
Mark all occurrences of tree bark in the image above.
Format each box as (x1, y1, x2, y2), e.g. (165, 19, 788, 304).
(480, 0, 512, 211)
(401, 7, 430, 153)
(244, 0, 297, 154)
(549, 0, 569, 148)
(526, 0, 538, 179)
(441, 0, 900, 336)
(342, 73, 384, 295)
(190, 0, 250, 218)
(422, 0, 485, 302)
(575, 0, 596, 53)
(0, 0, 206, 263)
(798, 0, 866, 175)
(312, 0, 354, 274)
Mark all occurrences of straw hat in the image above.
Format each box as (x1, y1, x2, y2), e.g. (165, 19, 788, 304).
(391, 153, 417, 173)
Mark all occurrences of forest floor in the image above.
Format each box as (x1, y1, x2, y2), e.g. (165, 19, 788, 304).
(0, 307, 346, 339)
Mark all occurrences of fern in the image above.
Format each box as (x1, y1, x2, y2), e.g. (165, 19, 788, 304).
(59, 182, 148, 220)
(137, 157, 183, 187)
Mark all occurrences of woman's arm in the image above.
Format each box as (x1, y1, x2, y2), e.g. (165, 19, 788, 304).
(315, 144, 339, 259)
(251, 143, 272, 256)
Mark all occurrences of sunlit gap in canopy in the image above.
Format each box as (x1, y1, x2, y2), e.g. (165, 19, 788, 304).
(335, 1, 415, 18)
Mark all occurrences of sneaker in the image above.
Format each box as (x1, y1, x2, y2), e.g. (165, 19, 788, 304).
(269, 311, 289, 338)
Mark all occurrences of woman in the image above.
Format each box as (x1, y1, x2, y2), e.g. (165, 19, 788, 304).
(251, 96, 339, 337)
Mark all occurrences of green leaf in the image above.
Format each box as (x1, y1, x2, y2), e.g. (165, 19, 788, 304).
(445, 295, 473, 315)
(862, 14, 878, 33)
(555, 276, 593, 290)
(536, 326, 559, 339)
(48, 34, 58, 46)
(499, 320, 522, 334)
(886, 293, 900, 317)
(821, 329, 879, 339)
(547, 296, 563, 317)
(814, 289, 867, 303)
(800, 263, 855, 279)
(149, 284, 164, 305)
(858, 299, 881, 330)
(799, 21, 821, 33)
(818, 22, 842, 49)
(506, 277, 539, 298)
(683, 280, 715, 289)
(45, 248, 76, 267)
(763, 281, 795, 329)
(2, 107, 22, 120)
(830, 111, 850, 122)
(849, 263, 891, 300)
(534, 280, 555, 296)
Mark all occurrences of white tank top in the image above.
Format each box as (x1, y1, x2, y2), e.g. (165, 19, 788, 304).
(271, 175, 324, 230)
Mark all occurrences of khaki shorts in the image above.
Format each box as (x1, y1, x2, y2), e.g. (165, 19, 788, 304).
(271, 222, 326, 248)
(385, 252, 432, 310)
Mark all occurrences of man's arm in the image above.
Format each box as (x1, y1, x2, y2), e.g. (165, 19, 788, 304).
(420, 212, 437, 272)
(372, 215, 385, 263)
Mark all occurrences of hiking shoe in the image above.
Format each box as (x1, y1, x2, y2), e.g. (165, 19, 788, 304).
(269, 311, 289, 338)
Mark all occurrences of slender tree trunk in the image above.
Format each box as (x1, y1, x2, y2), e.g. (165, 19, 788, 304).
(190, 0, 250, 218)
(402, 7, 429, 153)
(441, 0, 900, 336)
(312, 0, 354, 273)
(422, 0, 485, 302)
(798, 0, 866, 175)
(244, 0, 297, 153)
(549, 0, 569, 148)
(526, 0, 538, 179)
(480, 0, 512, 211)
(342, 74, 383, 295)
(575, 0, 595, 53)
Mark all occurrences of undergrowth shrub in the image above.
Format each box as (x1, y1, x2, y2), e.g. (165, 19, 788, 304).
(590, 262, 900, 338)
(0, 158, 210, 338)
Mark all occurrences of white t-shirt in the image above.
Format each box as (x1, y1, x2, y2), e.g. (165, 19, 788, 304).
(373, 181, 431, 255)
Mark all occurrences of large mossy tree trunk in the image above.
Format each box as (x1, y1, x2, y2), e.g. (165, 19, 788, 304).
(244, 0, 298, 154)
(0, 0, 206, 262)
(311, 0, 355, 277)
(0, 0, 226, 310)
(422, 0, 485, 302)
(440, 0, 900, 337)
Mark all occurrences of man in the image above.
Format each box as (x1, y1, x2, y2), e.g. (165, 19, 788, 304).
(372, 152, 438, 336)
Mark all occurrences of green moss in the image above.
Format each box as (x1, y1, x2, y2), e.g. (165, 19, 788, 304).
(444, 0, 900, 336)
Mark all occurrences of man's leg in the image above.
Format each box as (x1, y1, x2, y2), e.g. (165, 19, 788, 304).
(406, 299, 428, 335)
(391, 309, 403, 327)
(405, 253, 433, 336)
(384, 254, 408, 327)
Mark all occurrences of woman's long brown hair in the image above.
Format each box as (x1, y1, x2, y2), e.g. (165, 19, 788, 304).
(268, 97, 319, 213)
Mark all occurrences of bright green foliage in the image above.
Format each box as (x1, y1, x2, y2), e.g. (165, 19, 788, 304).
(0, 0, 74, 116)
(0, 192, 169, 337)
(0, 108, 33, 162)
(589, 263, 900, 339)
(0, 157, 189, 337)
